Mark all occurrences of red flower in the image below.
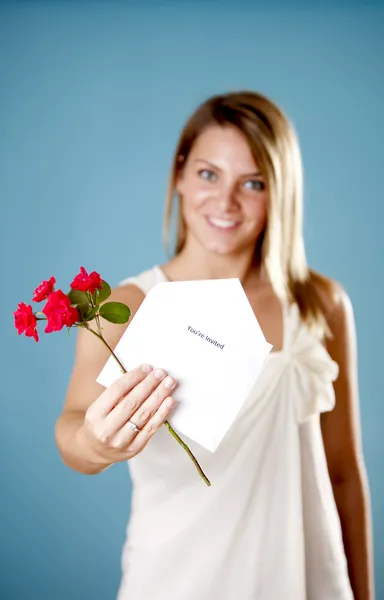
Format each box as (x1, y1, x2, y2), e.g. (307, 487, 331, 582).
(13, 302, 39, 342)
(42, 290, 79, 333)
(70, 266, 102, 294)
(32, 276, 56, 302)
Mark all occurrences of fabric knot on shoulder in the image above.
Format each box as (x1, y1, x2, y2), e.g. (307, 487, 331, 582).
(283, 305, 339, 424)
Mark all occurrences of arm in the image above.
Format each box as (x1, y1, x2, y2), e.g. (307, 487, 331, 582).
(321, 289, 375, 600)
(55, 283, 146, 474)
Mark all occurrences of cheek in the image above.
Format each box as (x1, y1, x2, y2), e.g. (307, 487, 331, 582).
(180, 179, 213, 211)
(245, 195, 268, 225)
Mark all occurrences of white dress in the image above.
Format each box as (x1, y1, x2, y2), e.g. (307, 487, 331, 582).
(116, 265, 354, 600)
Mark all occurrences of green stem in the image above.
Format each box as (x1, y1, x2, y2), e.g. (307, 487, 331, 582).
(86, 326, 126, 373)
(86, 325, 211, 486)
(88, 291, 103, 337)
(164, 422, 211, 487)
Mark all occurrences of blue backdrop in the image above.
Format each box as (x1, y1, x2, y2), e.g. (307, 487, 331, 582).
(1, 1, 383, 598)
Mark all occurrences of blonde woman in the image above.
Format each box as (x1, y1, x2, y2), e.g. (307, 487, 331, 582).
(55, 91, 374, 599)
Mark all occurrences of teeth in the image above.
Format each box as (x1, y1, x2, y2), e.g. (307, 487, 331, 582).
(208, 217, 238, 229)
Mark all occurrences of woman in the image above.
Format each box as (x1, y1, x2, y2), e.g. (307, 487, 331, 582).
(55, 91, 374, 599)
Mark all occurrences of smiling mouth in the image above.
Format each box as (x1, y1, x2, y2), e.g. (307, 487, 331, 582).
(206, 216, 241, 231)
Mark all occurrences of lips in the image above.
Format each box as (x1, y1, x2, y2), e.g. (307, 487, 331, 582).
(206, 216, 241, 231)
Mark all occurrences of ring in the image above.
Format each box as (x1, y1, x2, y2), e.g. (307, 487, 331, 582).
(127, 420, 140, 433)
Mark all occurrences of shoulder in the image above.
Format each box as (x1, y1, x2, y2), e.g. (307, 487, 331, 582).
(309, 269, 354, 333)
(74, 283, 145, 360)
(118, 265, 163, 295)
(94, 281, 146, 345)
(78, 274, 148, 357)
(308, 269, 357, 363)
(109, 281, 146, 311)
(97, 263, 165, 343)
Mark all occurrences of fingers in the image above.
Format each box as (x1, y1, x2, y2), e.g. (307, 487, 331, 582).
(106, 370, 177, 447)
(91, 364, 153, 419)
(83, 364, 178, 464)
(122, 395, 176, 457)
(119, 371, 175, 431)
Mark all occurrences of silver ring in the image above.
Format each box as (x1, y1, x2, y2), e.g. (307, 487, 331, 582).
(127, 420, 140, 433)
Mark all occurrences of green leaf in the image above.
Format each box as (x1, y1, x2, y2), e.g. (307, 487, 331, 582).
(68, 289, 89, 306)
(67, 289, 90, 320)
(99, 302, 131, 324)
(97, 280, 111, 304)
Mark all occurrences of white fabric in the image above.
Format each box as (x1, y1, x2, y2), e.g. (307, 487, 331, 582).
(116, 265, 354, 600)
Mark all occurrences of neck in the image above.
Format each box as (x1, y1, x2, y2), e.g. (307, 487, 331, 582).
(163, 238, 267, 288)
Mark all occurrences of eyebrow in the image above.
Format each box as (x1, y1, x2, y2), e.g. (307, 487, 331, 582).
(194, 158, 262, 178)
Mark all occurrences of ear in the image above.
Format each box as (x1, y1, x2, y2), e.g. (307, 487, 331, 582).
(175, 161, 186, 197)
(175, 177, 184, 197)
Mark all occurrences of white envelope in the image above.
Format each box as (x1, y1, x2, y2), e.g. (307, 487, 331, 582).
(96, 278, 272, 452)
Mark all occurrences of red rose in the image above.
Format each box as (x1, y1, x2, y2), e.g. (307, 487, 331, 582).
(13, 302, 39, 342)
(42, 290, 79, 333)
(70, 266, 102, 294)
(32, 276, 56, 302)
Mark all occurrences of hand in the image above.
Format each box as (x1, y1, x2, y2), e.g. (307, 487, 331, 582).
(77, 365, 177, 466)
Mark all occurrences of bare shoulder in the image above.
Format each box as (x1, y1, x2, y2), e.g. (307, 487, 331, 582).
(106, 283, 146, 325)
(309, 268, 355, 338)
(309, 270, 358, 394)
(85, 282, 146, 347)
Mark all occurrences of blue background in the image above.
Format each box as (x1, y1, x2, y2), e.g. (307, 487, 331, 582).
(1, 0, 383, 598)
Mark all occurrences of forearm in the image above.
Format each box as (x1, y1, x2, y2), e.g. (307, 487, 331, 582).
(54, 410, 111, 475)
(332, 467, 374, 600)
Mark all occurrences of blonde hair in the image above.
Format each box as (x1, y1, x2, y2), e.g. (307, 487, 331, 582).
(163, 90, 336, 337)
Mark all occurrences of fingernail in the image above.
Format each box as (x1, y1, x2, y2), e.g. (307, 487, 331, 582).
(164, 376, 175, 389)
(166, 396, 176, 408)
(154, 368, 165, 380)
(141, 364, 152, 373)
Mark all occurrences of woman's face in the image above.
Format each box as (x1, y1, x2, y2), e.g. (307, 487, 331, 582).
(176, 125, 269, 256)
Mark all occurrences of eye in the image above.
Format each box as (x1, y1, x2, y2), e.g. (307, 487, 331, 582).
(198, 169, 218, 182)
(243, 179, 265, 192)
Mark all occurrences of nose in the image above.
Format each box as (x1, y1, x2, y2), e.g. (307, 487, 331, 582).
(218, 182, 238, 212)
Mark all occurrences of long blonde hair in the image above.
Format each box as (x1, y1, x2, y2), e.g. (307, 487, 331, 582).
(163, 90, 336, 337)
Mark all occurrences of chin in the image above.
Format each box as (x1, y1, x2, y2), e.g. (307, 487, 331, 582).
(204, 239, 245, 255)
